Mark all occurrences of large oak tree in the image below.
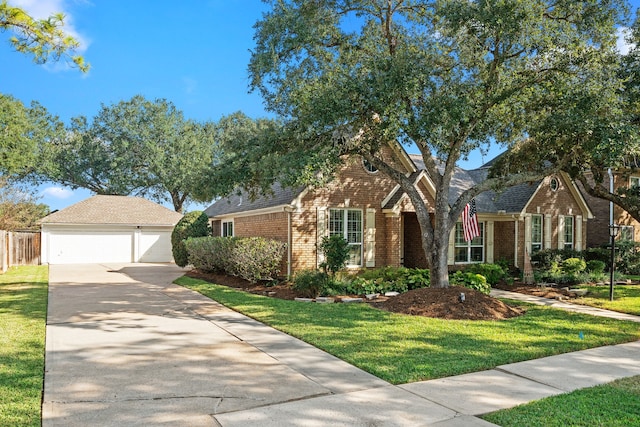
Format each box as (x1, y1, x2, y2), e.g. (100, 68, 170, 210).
(41, 95, 220, 213)
(247, 0, 627, 288)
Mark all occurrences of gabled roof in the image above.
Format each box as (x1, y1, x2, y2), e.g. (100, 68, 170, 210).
(409, 153, 539, 213)
(40, 195, 183, 226)
(206, 148, 591, 219)
(205, 183, 306, 218)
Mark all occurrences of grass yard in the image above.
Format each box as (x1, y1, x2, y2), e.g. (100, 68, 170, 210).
(576, 285, 640, 315)
(176, 276, 640, 384)
(0, 265, 48, 427)
(482, 375, 640, 426)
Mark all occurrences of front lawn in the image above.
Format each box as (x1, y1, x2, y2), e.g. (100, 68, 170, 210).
(482, 375, 640, 426)
(176, 276, 640, 384)
(0, 265, 48, 427)
(576, 284, 640, 315)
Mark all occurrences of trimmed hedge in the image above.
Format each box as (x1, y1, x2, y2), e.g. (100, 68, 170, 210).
(185, 236, 286, 283)
(171, 211, 210, 267)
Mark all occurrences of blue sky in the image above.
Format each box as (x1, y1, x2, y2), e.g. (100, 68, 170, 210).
(2, 0, 639, 212)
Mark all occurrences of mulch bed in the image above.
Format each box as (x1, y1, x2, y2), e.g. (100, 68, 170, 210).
(186, 270, 525, 321)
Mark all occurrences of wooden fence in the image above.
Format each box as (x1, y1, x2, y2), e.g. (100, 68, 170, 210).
(0, 231, 41, 273)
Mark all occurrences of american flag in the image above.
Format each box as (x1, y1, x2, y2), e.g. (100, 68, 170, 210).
(462, 198, 480, 242)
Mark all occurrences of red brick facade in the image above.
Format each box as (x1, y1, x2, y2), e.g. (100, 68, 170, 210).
(208, 154, 593, 276)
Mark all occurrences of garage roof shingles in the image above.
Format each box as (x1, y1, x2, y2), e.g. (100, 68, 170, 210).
(40, 195, 183, 226)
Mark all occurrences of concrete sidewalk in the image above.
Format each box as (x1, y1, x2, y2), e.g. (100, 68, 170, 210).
(43, 264, 640, 426)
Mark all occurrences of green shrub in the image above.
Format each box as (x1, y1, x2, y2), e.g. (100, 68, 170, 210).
(350, 267, 430, 294)
(450, 271, 490, 295)
(561, 258, 586, 274)
(232, 237, 287, 282)
(319, 235, 350, 275)
(469, 263, 507, 286)
(531, 248, 582, 269)
(586, 260, 606, 274)
(185, 236, 286, 283)
(615, 241, 640, 275)
(185, 236, 237, 273)
(171, 211, 210, 267)
(293, 269, 329, 298)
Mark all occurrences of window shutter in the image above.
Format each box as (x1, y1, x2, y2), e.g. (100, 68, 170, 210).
(576, 215, 583, 250)
(365, 208, 376, 267)
(557, 215, 565, 249)
(524, 215, 532, 254)
(486, 221, 494, 263)
(317, 208, 327, 267)
(544, 214, 552, 249)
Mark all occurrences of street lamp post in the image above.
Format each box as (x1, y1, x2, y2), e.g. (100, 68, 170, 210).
(609, 224, 620, 302)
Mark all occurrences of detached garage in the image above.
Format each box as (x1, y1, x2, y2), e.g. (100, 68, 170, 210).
(40, 195, 183, 264)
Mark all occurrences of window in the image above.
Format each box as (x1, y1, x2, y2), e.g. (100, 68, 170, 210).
(630, 177, 640, 189)
(362, 158, 378, 173)
(329, 209, 363, 267)
(563, 216, 574, 250)
(550, 177, 559, 192)
(222, 221, 234, 237)
(620, 225, 635, 242)
(531, 215, 543, 253)
(454, 222, 484, 263)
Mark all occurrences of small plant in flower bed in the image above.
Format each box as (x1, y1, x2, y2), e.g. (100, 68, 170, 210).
(449, 271, 490, 295)
(348, 267, 431, 295)
(468, 263, 508, 286)
(292, 269, 330, 298)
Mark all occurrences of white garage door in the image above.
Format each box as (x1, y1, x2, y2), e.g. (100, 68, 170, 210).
(48, 231, 133, 264)
(139, 230, 173, 262)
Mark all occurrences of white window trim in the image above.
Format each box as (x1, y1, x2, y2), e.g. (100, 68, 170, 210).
(221, 220, 234, 237)
(563, 216, 574, 250)
(630, 176, 640, 188)
(454, 221, 484, 264)
(531, 214, 543, 253)
(329, 208, 363, 268)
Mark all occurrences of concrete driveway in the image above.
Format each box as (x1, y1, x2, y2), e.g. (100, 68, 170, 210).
(45, 264, 640, 426)
(44, 263, 463, 427)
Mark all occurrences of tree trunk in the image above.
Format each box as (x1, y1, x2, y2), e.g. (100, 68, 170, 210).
(429, 218, 451, 288)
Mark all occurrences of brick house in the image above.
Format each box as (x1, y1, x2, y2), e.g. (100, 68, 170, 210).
(205, 145, 593, 276)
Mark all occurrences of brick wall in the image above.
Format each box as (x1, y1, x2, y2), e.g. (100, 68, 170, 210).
(291, 154, 402, 272)
(494, 221, 515, 267)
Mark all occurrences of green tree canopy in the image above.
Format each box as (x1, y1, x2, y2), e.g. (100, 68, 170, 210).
(0, 93, 63, 177)
(491, 11, 640, 223)
(0, 0, 88, 71)
(193, 111, 284, 201)
(40, 95, 220, 213)
(248, 0, 627, 288)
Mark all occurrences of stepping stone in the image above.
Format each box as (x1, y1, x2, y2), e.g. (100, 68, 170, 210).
(294, 298, 313, 302)
(384, 292, 400, 297)
(365, 293, 379, 300)
(315, 297, 334, 304)
(341, 298, 364, 303)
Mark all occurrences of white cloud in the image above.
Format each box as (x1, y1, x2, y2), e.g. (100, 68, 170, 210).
(617, 26, 634, 55)
(41, 186, 74, 199)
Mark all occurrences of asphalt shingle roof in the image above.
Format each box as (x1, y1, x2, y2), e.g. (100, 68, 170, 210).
(408, 153, 539, 213)
(207, 152, 543, 217)
(205, 183, 306, 218)
(40, 195, 183, 225)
